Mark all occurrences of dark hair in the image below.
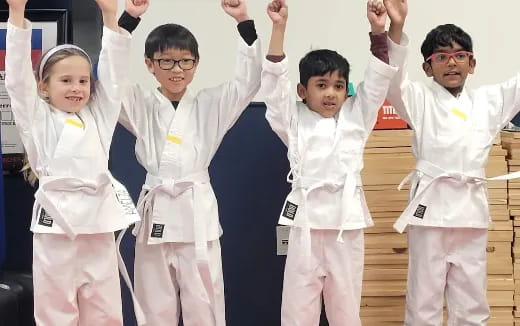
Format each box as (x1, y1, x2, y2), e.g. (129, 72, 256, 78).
(145, 23, 199, 60)
(299, 49, 350, 87)
(421, 24, 473, 61)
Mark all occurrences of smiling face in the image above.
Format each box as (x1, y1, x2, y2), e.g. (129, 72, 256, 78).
(146, 47, 199, 101)
(297, 70, 348, 118)
(38, 55, 92, 113)
(423, 41, 476, 96)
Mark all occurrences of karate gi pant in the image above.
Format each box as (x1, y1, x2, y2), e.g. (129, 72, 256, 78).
(134, 239, 225, 326)
(405, 226, 490, 326)
(281, 228, 364, 326)
(33, 233, 123, 326)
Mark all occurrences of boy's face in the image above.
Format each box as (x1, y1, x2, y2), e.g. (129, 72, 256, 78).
(145, 47, 198, 101)
(297, 70, 348, 118)
(422, 41, 476, 96)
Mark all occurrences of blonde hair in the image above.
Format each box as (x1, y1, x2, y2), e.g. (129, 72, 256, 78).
(20, 154, 37, 186)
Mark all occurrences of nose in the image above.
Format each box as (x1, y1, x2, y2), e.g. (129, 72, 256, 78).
(447, 56, 457, 66)
(171, 62, 183, 72)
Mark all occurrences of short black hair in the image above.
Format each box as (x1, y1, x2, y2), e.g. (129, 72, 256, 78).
(421, 24, 473, 61)
(299, 49, 350, 87)
(145, 23, 199, 60)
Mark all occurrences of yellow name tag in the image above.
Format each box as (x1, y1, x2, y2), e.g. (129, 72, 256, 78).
(167, 134, 182, 144)
(451, 108, 467, 121)
(65, 118, 84, 128)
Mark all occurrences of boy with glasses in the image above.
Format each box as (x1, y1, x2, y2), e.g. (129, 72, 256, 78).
(385, 0, 520, 324)
(117, 0, 262, 325)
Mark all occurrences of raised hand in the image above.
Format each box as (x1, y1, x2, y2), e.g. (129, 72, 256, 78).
(94, 0, 118, 31)
(6, 0, 27, 12)
(367, 0, 387, 34)
(384, 0, 407, 26)
(6, 0, 27, 27)
(221, 0, 249, 23)
(267, 0, 288, 27)
(126, 0, 149, 19)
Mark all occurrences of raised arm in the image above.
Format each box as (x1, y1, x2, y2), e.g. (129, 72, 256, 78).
(350, 1, 398, 131)
(206, 0, 262, 136)
(4, 0, 40, 140)
(383, 0, 417, 128)
(262, 0, 292, 145)
(91, 0, 132, 153)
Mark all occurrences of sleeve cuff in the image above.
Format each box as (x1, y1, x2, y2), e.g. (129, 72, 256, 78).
(369, 31, 389, 64)
(237, 19, 258, 46)
(262, 56, 288, 75)
(368, 53, 399, 79)
(118, 11, 141, 33)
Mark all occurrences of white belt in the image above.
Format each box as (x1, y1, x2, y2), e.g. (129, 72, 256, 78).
(394, 159, 520, 233)
(136, 170, 218, 324)
(289, 169, 362, 269)
(34, 174, 113, 238)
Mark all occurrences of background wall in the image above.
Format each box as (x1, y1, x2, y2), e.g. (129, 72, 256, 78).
(123, 0, 520, 101)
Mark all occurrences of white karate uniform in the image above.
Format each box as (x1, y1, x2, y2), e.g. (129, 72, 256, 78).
(119, 38, 262, 326)
(387, 34, 520, 325)
(261, 54, 398, 326)
(5, 20, 136, 326)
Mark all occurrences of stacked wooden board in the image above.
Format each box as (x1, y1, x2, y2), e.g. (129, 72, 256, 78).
(360, 130, 513, 325)
(501, 131, 520, 325)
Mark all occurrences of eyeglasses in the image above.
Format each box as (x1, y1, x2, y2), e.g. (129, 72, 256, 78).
(152, 58, 196, 71)
(426, 51, 473, 64)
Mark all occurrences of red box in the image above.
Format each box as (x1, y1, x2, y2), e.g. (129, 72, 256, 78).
(373, 100, 408, 130)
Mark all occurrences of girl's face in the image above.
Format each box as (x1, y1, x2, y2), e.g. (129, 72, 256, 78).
(38, 55, 92, 113)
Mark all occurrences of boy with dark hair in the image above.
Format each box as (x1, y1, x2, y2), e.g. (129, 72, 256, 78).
(262, 0, 399, 325)
(117, 0, 262, 325)
(385, 0, 520, 324)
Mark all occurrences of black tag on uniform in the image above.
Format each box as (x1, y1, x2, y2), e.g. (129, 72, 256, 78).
(150, 223, 165, 238)
(282, 201, 298, 220)
(413, 204, 427, 219)
(38, 208, 53, 227)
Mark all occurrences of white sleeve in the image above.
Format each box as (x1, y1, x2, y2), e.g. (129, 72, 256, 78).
(483, 74, 520, 128)
(387, 33, 421, 129)
(119, 83, 148, 137)
(348, 54, 398, 132)
(91, 26, 132, 153)
(261, 57, 294, 146)
(4, 20, 40, 142)
(207, 38, 262, 137)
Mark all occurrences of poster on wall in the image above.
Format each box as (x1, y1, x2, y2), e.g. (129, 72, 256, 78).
(0, 10, 68, 172)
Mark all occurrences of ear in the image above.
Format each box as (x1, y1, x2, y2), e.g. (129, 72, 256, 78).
(422, 62, 433, 77)
(145, 57, 155, 75)
(297, 83, 307, 100)
(469, 57, 476, 74)
(37, 80, 49, 98)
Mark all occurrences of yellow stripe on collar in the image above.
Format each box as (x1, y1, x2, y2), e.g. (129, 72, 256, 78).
(167, 134, 182, 144)
(451, 108, 467, 121)
(65, 118, 84, 128)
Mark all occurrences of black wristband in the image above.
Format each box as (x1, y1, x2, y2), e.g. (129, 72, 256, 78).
(118, 11, 141, 34)
(237, 20, 258, 46)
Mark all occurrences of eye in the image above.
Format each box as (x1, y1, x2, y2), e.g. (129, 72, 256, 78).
(455, 53, 468, 60)
(161, 59, 175, 64)
(181, 59, 194, 64)
(335, 84, 345, 90)
(61, 78, 71, 83)
(317, 83, 326, 89)
(435, 53, 447, 62)
(80, 79, 89, 85)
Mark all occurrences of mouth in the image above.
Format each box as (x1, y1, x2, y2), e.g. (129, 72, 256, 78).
(323, 102, 337, 110)
(170, 77, 184, 82)
(66, 96, 83, 102)
(444, 71, 460, 77)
